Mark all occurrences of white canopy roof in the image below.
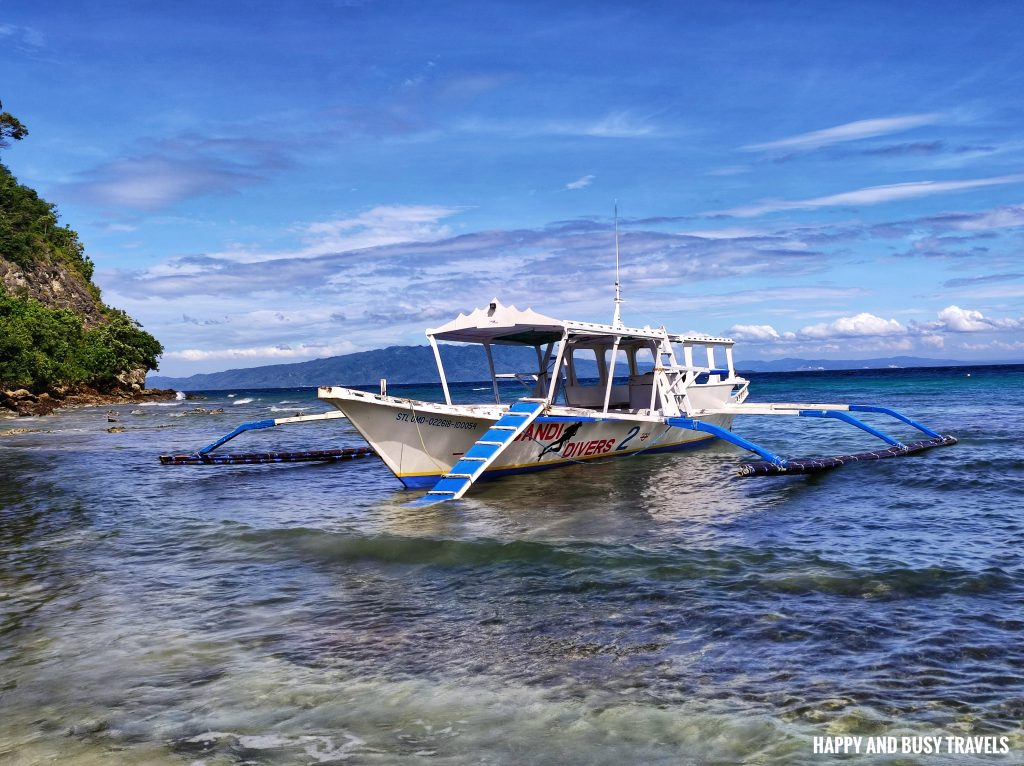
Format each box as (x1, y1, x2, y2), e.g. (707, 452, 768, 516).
(426, 298, 736, 347)
(427, 298, 566, 345)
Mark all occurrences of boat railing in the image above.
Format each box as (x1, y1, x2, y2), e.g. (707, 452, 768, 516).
(494, 371, 546, 399)
(494, 371, 539, 382)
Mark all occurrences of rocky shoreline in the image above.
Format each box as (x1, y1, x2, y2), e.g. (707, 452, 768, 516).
(1, 385, 180, 417)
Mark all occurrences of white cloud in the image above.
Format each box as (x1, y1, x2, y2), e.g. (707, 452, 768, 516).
(203, 205, 462, 264)
(720, 174, 1024, 217)
(0, 23, 44, 48)
(726, 304, 1024, 357)
(743, 113, 944, 153)
(960, 339, 1024, 352)
(301, 204, 458, 252)
(73, 156, 262, 209)
(727, 324, 782, 341)
(937, 305, 990, 332)
(800, 313, 906, 339)
(707, 165, 749, 177)
(947, 204, 1024, 231)
(565, 174, 595, 190)
(725, 304, 1024, 356)
(681, 226, 771, 239)
(164, 341, 356, 362)
(580, 111, 655, 138)
(458, 110, 657, 139)
(933, 305, 1023, 332)
(664, 287, 866, 314)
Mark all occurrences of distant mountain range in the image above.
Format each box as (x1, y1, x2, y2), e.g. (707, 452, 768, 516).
(147, 346, 1014, 391)
(148, 345, 543, 390)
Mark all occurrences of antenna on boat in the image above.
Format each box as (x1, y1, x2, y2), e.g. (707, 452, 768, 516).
(612, 201, 623, 328)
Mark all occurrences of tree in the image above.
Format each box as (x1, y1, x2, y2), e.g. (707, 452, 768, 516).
(0, 101, 29, 149)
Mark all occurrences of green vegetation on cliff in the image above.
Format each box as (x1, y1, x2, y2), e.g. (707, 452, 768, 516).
(0, 161, 95, 283)
(0, 295, 162, 390)
(0, 108, 163, 392)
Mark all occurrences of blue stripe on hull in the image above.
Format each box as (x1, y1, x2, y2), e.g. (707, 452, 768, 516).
(398, 435, 715, 489)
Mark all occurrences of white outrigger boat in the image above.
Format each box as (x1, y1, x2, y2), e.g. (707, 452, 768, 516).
(163, 298, 956, 504)
(319, 299, 749, 494)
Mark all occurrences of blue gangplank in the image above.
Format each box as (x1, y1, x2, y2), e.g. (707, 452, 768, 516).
(410, 399, 546, 505)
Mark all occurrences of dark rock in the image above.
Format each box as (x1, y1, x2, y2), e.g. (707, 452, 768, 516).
(16, 399, 57, 417)
(1, 388, 58, 417)
(0, 256, 107, 328)
(1, 385, 178, 417)
(141, 388, 178, 399)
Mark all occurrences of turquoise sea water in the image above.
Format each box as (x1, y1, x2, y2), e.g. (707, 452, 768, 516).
(1, 366, 1022, 764)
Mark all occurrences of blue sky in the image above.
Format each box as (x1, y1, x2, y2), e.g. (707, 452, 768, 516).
(3, 0, 1024, 376)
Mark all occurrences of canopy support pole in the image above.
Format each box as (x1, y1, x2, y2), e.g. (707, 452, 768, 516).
(427, 334, 452, 405)
(484, 341, 500, 404)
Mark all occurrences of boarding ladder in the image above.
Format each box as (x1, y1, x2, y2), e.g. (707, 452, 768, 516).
(417, 398, 546, 503)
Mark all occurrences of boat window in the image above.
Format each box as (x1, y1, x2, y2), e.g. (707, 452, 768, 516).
(605, 347, 630, 384)
(569, 348, 600, 385)
(632, 347, 655, 374)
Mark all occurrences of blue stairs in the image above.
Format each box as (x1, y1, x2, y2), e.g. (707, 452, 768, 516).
(414, 399, 545, 503)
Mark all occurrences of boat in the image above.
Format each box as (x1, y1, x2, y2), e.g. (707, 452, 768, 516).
(318, 299, 745, 493)
(311, 297, 954, 503)
(161, 297, 956, 498)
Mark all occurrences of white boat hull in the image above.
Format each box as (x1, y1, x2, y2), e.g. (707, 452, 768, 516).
(318, 387, 733, 489)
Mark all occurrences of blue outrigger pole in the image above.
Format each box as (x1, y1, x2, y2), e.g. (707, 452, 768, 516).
(158, 410, 376, 465)
(667, 403, 956, 476)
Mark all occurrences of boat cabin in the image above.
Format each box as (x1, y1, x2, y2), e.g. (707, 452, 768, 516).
(425, 298, 744, 416)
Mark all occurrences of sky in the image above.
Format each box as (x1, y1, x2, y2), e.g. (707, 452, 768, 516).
(2, 0, 1024, 376)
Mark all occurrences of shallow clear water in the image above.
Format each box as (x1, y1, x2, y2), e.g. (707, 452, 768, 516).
(1, 366, 1022, 764)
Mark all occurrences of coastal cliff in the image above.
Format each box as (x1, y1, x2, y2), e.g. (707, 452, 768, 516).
(1, 158, 170, 416)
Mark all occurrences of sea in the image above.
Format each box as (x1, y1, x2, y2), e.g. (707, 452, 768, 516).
(1, 365, 1022, 765)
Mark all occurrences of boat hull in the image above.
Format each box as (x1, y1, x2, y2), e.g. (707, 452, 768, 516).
(318, 387, 733, 489)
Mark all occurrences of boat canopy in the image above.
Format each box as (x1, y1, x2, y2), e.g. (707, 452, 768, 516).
(426, 298, 565, 345)
(426, 298, 736, 349)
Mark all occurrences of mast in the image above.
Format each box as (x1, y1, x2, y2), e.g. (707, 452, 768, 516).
(612, 201, 623, 328)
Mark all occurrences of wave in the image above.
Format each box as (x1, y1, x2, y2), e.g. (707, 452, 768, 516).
(221, 530, 1018, 601)
(270, 406, 312, 412)
(232, 397, 255, 405)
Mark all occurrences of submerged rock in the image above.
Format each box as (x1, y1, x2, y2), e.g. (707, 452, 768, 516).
(182, 407, 224, 416)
